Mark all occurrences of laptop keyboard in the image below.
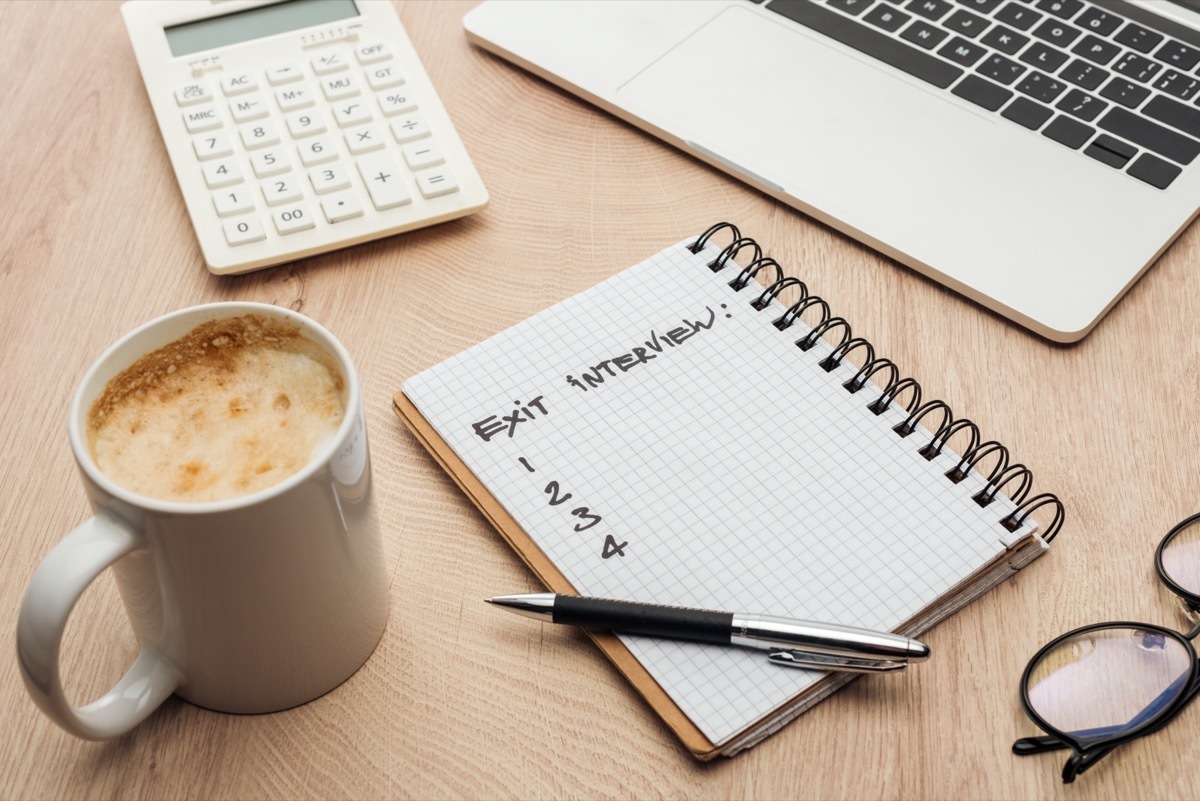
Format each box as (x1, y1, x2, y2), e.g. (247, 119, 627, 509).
(761, 0, 1200, 189)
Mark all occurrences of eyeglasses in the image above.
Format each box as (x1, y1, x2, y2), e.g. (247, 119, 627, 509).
(1013, 512, 1200, 783)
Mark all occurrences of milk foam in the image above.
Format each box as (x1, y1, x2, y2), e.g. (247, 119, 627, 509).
(87, 314, 345, 503)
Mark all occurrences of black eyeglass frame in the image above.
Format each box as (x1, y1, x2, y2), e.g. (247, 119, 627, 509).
(1012, 512, 1200, 784)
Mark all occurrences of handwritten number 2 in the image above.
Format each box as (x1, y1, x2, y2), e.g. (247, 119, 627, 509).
(544, 481, 574, 506)
(570, 507, 601, 532)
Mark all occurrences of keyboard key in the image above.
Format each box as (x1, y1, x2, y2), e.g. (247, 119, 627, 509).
(212, 187, 254, 217)
(357, 151, 412, 209)
(286, 109, 328, 138)
(1071, 34, 1121, 66)
(222, 216, 266, 246)
(298, 136, 337, 167)
(238, 120, 281, 150)
(308, 164, 352, 194)
(365, 63, 406, 91)
(952, 74, 1013, 109)
(1031, 18, 1080, 47)
(900, 19, 951, 50)
(1002, 95, 1054, 129)
(1084, 134, 1136, 168)
(1060, 58, 1108, 90)
(1016, 71, 1066, 102)
(230, 93, 270, 123)
(1114, 23, 1163, 54)
(995, 2, 1041, 31)
(1034, 0, 1082, 20)
(1143, 95, 1200, 140)
(379, 89, 419, 116)
(389, 114, 431, 143)
(944, 9, 989, 37)
(1099, 77, 1150, 109)
(864, 3, 912, 30)
(415, 167, 460, 199)
(182, 106, 222, 133)
(272, 203, 315, 235)
(262, 176, 303, 207)
(265, 61, 303, 86)
(402, 141, 445, 170)
(977, 53, 1026, 85)
(355, 43, 393, 65)
(250, 148, 290, 178)
(939, 37, 988, 66)
(1154, 70, 1200, 101)
(1127, 152, 1182, 188)
(192, 131, 233, 161)
(1074, 6, 1122, 36)
(275, 84, 316, 112)
(220, 72, 258, 97)
(322, 75, 360, 101)
(344, 123, 386, 154)
(907, 0, 953, 21)
(311, 52, 350, 76)
(1098, 107, 1200, 164)
(828, 0, 874, 15)
(1156, 41, 1200, 71)
(1042, 115, 1093, 149)
(955, 0, 1003, 12)
(333, 100, 373, 128)
(1055, 88, 1106, 122)
(174, 81, 212, 107)
(769, 1, 963, 86)
(1021, 42, 1069, 72)
(202, 158, 242, 189)
(1113, 53, 1161, 83)
(980, 25, 1029, 55)
(320, 191, 364, 223)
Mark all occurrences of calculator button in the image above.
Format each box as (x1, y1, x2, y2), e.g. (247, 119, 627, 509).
(276, 84, 316, 112)
(402, 142, 444, 169)
(221, 72, 258, 97)
(378, 90, 418, 116)
(415, 168, 459, 199)
(272, 203, 315, 234)
(309, 164, 352, 194)
(355, 43, 392, 64)
(286, 109, 328, 138)
(230, 93, 270, 123)
(298, 135, 337, 166)
(182, 106, 222, 133)
(389, 114, 430, 143)
(345, 123, 386, 154)
(203, 158, 243, 188)
(365, 64, 405, 90)
(266, 61, 304, 86)
(262, 176, 304, 207)
(251, 148, 291, 177)
(175, 82, 212, 107)
(239, 120, 281, 150)
(333, 100, 372, 128)
(192, 131, 233, 161)
(311, 52, 350, 75)
(212, 188, 255, 217)
(322, 75, 360, 101)
(357, 152, 412, 209)
(320, 191, 364, 223)
(222, 216, 266, 246)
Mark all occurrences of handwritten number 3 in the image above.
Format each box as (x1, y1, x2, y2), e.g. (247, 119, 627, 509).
(570, 507, 601, 531)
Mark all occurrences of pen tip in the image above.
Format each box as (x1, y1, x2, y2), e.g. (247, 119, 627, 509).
(483, 598, 494, 605)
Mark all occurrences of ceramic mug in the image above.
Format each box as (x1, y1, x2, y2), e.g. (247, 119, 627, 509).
(16, 302, 389, 739)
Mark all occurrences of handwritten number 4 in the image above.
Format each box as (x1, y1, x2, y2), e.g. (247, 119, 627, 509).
(602, 535, 627, 559)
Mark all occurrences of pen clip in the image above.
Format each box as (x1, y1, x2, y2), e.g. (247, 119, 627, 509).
(767, 649, 908, 673)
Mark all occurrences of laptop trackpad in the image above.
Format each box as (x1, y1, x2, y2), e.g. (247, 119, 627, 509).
(614, 4, 1009, 233)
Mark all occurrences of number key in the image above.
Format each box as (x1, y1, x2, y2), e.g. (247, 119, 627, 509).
(272, 203, 315, 235)
(202, 157, 243, 189)
(222, 216, 266, 246)
(238, 120, 281, 150)
(308, 164, 352, 194)
(212, 188, 254, 217)
(286, 109, 328, 138)
(192, 131, 233, 161)
(251, 148, 290, 178)
(262, 177, 303, 207)
(298, 135, 337, 166)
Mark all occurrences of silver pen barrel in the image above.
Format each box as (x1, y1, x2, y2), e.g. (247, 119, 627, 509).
(730, 614, 930, 662)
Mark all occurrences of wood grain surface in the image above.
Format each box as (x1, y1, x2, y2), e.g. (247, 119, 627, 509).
(2, 1, 1199, 798)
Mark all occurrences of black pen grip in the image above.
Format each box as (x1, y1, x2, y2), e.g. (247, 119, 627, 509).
(553, 595, 733, 645)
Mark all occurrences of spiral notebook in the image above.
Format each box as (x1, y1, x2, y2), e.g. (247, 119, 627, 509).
(393, 223, 1064, 759)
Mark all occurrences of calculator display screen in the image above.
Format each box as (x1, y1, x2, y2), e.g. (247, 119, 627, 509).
(164, 0, 359, 57)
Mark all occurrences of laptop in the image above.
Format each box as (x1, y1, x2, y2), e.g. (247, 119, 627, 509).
(464, 0, 1200, 342)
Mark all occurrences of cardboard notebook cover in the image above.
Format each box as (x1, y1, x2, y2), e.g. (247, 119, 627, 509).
(392, 390, 723, 758)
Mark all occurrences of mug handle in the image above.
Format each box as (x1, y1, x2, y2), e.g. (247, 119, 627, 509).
(16, 511, 183, 739)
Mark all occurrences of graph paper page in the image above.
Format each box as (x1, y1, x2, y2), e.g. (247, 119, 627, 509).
(404, 240, 1029, 746)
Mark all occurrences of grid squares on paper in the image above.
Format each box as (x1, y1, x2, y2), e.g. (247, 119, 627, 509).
(404, 239, 1030, 746)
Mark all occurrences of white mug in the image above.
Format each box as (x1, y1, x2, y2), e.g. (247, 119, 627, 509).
(17, 302, 389, 739)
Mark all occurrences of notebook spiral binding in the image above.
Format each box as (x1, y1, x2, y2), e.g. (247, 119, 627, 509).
(690, 222, 1065, 543)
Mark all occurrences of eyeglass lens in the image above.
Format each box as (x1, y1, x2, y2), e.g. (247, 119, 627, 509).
(1160, 517, 1200, 597)
(1025, 627, 1192, 742)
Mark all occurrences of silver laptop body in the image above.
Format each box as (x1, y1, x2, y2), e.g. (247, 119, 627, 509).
(465, 0, 1200, 342)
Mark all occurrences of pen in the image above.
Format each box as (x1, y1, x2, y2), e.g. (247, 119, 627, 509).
(486, 593, 930, 672)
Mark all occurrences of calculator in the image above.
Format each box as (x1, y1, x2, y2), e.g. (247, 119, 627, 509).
(121, 0, 488, 275)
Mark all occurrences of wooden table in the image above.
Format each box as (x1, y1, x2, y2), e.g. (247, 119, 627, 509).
(3, 1, 1199, 798)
